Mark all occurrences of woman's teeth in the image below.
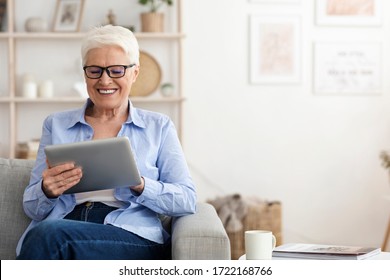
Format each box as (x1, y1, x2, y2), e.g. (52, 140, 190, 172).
(99, 89, 115, 95)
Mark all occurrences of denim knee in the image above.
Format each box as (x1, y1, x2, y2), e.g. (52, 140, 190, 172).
(18, 219, 81, 259)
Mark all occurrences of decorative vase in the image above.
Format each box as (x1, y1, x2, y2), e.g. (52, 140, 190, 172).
(161, 83, 174, 97)
(25, 17, 47, 32)
(140, 12, 164, 32)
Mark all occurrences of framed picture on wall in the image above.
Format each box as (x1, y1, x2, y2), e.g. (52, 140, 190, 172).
(249, 0, 300, 3)
(314, 42, 383, 95)
(0, 0, 6, 32)
(249, 15, 301, 84)
(53, 0, 85, 32)
(316, 0, 382, 26)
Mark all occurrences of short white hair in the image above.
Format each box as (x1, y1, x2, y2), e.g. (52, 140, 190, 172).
(81, 25, 139, 66)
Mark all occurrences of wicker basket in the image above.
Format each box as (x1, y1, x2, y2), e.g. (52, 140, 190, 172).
(228, 200, 282, 260)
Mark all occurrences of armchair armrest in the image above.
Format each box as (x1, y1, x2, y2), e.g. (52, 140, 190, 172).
(171, 202, 231, 260)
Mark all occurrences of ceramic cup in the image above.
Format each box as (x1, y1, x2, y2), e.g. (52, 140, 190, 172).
(245, 230, 276, 260)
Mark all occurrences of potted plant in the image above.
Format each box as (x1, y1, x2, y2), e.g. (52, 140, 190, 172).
(380, 150, 390, 186)
(138, 0, 173, 32)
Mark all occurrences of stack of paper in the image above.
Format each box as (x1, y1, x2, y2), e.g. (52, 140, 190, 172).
(272, 243, 381, 260)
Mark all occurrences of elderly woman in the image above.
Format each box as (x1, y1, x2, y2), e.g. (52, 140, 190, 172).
(16, 25, 196, 260)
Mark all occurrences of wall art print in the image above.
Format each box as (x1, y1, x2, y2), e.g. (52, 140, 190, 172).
(249, 15, 301, 84)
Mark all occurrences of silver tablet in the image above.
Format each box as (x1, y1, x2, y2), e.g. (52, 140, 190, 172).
(44, 137, 141, 194)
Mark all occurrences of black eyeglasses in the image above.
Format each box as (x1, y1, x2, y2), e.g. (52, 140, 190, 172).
(83, 64, 136, 79)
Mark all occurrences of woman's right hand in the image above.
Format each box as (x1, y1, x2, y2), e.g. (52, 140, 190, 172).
(42, 162, 82, 198)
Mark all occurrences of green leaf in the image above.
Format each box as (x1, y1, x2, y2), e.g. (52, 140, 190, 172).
(138, 0, 173, 12)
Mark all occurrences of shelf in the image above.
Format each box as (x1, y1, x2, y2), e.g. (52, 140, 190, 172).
(0, 96, 185, 103)
(1, 0, 184, 158)
(0, 32, 185, 40)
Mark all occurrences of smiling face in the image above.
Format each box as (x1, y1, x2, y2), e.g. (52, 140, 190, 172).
(84, 46, 139, 113)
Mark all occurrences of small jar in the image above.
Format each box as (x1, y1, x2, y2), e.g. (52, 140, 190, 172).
(22, 73, 37, 98)
(23, 82, 37, 98)
(38, 80, 54, 98)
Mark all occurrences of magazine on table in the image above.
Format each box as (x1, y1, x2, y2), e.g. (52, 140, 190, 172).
(272, 243, 381, 260)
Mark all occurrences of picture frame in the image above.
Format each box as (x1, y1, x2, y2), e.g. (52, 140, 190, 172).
(316, 0, 382, 26)
(248, 0, 300, 3)
(53, 0, 85, 32)
(0, 0, 6, 32)
(314, 42, 383, 95)
(249, 15, 301, 84)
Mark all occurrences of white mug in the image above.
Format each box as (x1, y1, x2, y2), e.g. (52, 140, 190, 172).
(245, 230, 276, 260)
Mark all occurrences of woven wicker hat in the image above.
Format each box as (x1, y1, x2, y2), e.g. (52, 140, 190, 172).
(130, 51, 161, 97)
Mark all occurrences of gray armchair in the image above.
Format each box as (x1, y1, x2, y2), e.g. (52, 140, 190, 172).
(0, 158, 230, 260)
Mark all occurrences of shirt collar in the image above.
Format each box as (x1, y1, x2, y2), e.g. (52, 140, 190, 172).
(127, 100, 146, 128)
(65, 98, 146, 129)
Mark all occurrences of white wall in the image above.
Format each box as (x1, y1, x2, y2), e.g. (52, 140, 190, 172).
(8, 0, 390, 249)
(182, 0, 390, 248)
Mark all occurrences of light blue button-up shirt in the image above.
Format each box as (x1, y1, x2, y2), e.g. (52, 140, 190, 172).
(16, 99, 197, 255)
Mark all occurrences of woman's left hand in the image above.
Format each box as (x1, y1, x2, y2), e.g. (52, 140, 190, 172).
(130, 177, 145, 194)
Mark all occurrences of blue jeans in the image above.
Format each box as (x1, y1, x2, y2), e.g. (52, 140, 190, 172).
(17, 202, 171, 260)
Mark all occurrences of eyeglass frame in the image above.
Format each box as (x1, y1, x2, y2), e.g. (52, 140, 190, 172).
(83, 64, 136, 79)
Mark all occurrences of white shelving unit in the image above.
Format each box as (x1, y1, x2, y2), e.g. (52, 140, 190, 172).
(0, 0, 184, 158)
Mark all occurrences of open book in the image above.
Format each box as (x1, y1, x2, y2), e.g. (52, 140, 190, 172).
(272, 243, 381, 260)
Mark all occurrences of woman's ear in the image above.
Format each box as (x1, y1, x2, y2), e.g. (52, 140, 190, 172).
(132, 65, 140, 82)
